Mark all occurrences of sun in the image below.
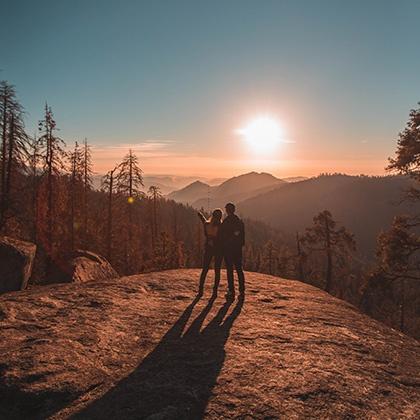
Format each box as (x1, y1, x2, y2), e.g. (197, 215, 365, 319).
(236, 116, 284, 154)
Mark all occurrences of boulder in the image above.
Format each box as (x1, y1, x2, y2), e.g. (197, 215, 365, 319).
(70, 250, 118, 283)
(0, 236, 36, 294)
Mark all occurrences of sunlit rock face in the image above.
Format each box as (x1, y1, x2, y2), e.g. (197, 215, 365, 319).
(0, 236, 36, 294)
(0, 269, 419, 419)
(69, 250, 118, 283)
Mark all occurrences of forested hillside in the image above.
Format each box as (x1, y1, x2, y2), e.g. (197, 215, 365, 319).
(238, 174, 418, 255)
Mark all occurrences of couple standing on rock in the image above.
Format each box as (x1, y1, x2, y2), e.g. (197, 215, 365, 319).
(198, 202, 245, 301)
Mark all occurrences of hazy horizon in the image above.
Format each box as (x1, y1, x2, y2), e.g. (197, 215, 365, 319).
(88, 143, 392, 178)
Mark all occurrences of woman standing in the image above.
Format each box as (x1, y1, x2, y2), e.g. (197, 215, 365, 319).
(197, 208, 223, 296)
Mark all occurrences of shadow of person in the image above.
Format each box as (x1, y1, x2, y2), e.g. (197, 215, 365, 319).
(73, 294, 244, 419)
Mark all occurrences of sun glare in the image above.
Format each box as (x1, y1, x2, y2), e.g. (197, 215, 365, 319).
(236, 116, 285, 154)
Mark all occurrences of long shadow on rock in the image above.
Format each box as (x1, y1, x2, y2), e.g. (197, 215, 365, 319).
(73, 294, 244, 419)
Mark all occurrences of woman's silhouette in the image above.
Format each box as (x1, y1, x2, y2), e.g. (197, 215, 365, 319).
(197, 208, 223, 296)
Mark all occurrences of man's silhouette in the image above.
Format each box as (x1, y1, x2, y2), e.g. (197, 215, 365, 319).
(220, 202, 245, 300)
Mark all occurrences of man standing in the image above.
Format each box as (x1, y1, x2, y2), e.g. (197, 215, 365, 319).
(220, 202, 245, 300)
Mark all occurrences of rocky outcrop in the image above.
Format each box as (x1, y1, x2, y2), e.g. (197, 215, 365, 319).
(69, 250, 118, 283)
(0, 236, 36, 294)
(0, 269, 419, 419)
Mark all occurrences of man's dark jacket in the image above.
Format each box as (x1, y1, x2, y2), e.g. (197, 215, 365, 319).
(220, 214, 245, 254)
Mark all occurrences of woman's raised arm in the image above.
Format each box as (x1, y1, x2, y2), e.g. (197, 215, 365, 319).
(197, 211, 207, 225)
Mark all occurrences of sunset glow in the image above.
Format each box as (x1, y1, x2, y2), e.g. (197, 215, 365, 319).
(3, 1, 418, 179)
(236, 116, 285, 154)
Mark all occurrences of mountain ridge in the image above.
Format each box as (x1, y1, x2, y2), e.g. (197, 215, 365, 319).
(167, 180, 213, 204)
(168, 171, 285, 208)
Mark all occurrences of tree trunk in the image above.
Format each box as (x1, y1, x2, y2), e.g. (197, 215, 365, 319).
(0, 95, 8, 228)
(161, 233, 167, 269)
(82, 139, 88, 247)
(106, 171, 114, 260)
(172, 206, 178, 242)
(150, 207, 156, 251)
(127, 151, 133, 271)
(151, 196, 157, 250)
(4, 114, 14, 225)
(325, 218, 333, 293)
(197, 219, 202, 266)
(70, 159, 76, 251)
(46, 127, 53, 274)
(325, 251, 333, 292)
(400, 278, 406, 333)
(31, 138, 38, 242)
(296, 232, 305, 280)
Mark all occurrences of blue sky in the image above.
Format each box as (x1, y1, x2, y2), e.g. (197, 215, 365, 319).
(2, 0, 419, 176)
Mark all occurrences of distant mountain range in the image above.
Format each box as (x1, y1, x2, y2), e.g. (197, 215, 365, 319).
(93, 172, 308, 196)
(92, 174, 227, 195)
(167, 172, 286, 209)
(167, 172, 418, 255)
(238, 174, 418, 255)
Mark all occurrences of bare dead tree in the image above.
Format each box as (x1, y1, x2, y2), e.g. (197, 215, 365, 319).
(81, 138, 93, 247)
(0, 81, 28, 230)
(115, 150, 144, 270)
(37, 103, 66, 270)
(69, 141, 83, 251)
(148, 185, 162, 249)
(102, 165, 118, 261)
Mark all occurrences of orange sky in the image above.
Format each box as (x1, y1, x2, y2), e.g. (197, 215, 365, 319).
(90, 141, 390, 178)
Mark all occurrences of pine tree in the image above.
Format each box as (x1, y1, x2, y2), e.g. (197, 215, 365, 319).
(171, 204, 179, 242)
(301, 210, 355, 293)
(148, 185, 162, 249)
(28, 134, 39, 241)
(0, 81, 29, 230)
(371, 215, 420, 333)
(115, 149, 144, 198)
(101, 165, 118, 260)
(81, 138, 93, 247)
(37, 103, 66, 270)
(69, 141, 83, 251)
(115, 150, 144, 271)
(261, 240, 276, 275)
(295, 232, 306, 280)
(154, 231, 178, 270)
(387, 103, 420, 178)
(368, 103, 420, 333)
